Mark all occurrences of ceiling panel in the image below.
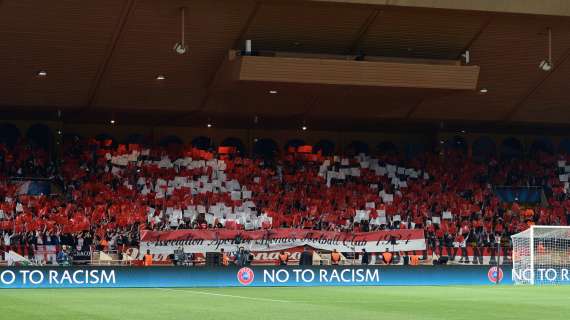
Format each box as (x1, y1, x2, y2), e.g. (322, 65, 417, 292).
(93, 0, 256, 110)
(511, 22, 570, 123)
(308, 86, 428, 119)
(242, 2, 373, 54)
(0, 0, 125, 108)
(205, 82, 314, 116)
(358, 7, 487, 59)
(1, 1, 570, 129)
(413, 14, 570, 122)
(95, 86, 206, 111)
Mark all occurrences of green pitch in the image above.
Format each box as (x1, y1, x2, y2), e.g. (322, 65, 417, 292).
(1, 286, 569, 320)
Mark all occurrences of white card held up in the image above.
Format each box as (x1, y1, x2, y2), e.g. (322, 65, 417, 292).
(382, 193, 394, 203)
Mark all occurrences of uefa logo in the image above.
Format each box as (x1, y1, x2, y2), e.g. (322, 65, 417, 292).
(487, 266, 504, 283)
(237, 267, 255, 286)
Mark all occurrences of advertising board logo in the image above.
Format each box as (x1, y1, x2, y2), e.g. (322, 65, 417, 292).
(488, 266, 503, 283)
(237, 267, 255, 286)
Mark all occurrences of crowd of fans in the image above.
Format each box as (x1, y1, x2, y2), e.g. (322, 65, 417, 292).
(1, 135, 569, 264)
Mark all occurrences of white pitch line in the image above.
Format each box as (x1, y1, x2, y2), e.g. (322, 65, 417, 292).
(157, 288, 291, 303)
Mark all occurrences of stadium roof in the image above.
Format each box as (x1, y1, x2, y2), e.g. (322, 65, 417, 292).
(2, 0, 570, 132)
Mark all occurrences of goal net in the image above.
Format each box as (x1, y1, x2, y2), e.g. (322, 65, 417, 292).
(511, 226, 570, 285)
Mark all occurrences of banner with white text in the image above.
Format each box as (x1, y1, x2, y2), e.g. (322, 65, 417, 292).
(0, 265, 513, 288)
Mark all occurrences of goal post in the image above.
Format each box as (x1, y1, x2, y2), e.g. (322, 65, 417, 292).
(511, 225, 570, 285)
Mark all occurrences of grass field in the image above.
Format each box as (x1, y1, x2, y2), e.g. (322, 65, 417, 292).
(1, 286, 569, 320)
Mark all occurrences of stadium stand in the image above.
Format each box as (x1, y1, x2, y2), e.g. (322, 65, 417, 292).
(1, 135, 569, 264)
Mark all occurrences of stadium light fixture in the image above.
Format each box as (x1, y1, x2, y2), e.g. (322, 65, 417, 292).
(539, 60, 552, 71)
(173, 7, 188, 55)
(156, 75, 166, 80)
(301, 118, 308, 131)
(245, 40, 252, 55)
(36, 70, 47, 77)
(461, 50, 470, 64)
(269, 90, 278, 94)
(539, 27, 553, 72)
